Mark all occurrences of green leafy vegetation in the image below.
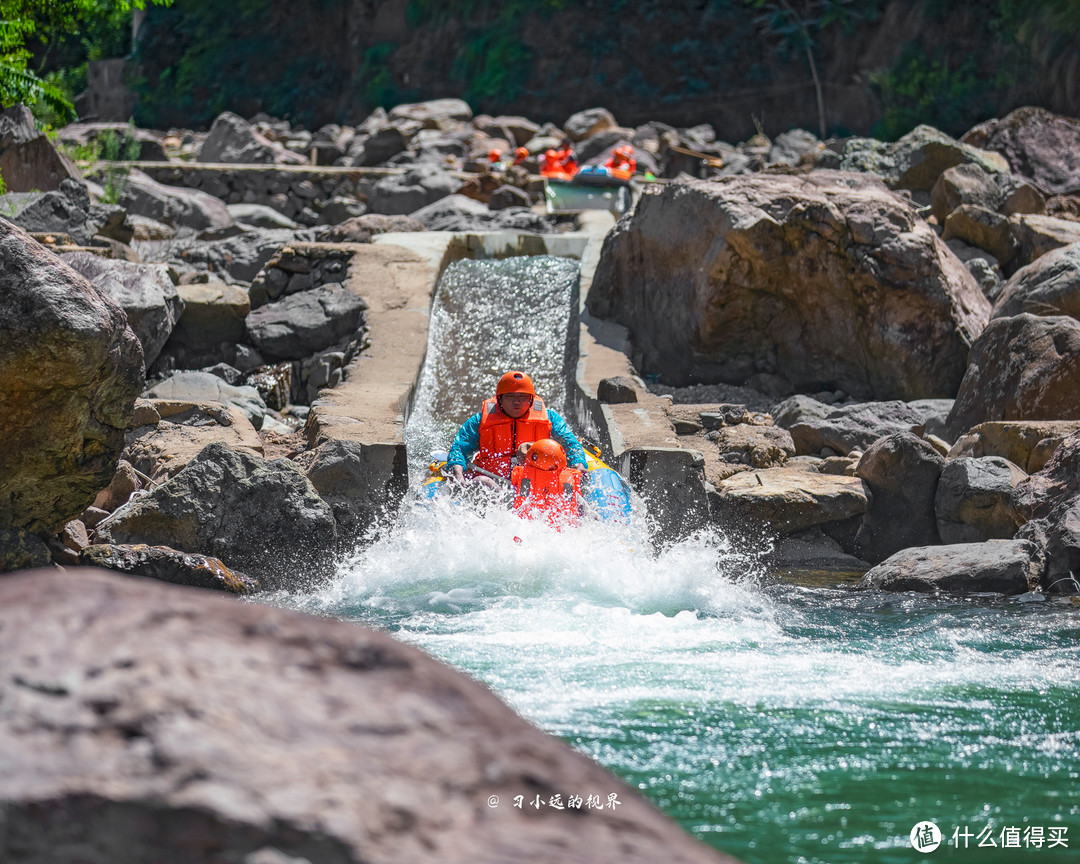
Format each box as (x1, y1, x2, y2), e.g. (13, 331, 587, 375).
(357, 41, 401, 111)
(870, 46, 997, 141)
(869, 0, 1080, 140)
(132, 0, 347, 128)
(406, 0, 572, 108)
(98, 121, 140, 204)
(0, 1, 172, 125)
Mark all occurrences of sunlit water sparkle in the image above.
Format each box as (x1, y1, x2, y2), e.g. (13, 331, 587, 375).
(272, 256, 1079, 863)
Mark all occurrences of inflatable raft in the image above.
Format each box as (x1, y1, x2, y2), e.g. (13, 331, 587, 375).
(419, 440, 633, 525)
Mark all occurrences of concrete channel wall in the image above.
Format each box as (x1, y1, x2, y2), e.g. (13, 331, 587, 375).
(299, 216, 701, 539)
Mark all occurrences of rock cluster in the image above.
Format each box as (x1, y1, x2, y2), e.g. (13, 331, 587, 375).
(5, 96, 1080, 602)
(583, 105, 1080, 598)
(0, 568, 734, 864)
(11, 92, 1080, 864)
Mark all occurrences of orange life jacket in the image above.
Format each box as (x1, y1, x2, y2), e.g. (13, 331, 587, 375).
(510, 463, 583, 527)
(540, 148, 578, 180)
(603, 153, 636, 180)
(473, 396, 552, 478)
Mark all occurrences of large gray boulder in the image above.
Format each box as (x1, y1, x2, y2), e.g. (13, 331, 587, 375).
(348, 126, 409, 167)
(246, 282, 366, 362)
(167, 280, 250, 353)
(198, 111, 306, 165)
(930, 163, 1006, 224)
(710, 460, 868, 542)
(121, 400, 264, 484)
(965, 107, 1080, 195)
(388, 98, 472, 129)
(0, 219, 144, 536)
(227, 202, 299, 229)
(80, 542, 259, 594)
(992, 242, 1080, 321)
(1010, 213, 1080, 271)
(0, 528, 51, 572)
(366, 164, 459, 215)
(305, 439, 408, 539)
(770, 394, 832, 432)
(934, 456, 1026, 544)
(410, 194, 553, 232)
(1013, 430, 1080, 592)
(907, 398, 955, 439)
(0, 568, 734, 864)
(946, 314, 1080, 439)
(175, 228, 295, 282)
(767, 129, 821, 167)
(143, 372, 267, 429)
(563, 107, 618, 142)
(4, 177, 129, 245)
(787, 400, 927, 456)
(0, 103, 81, 192)
(858, 540, 1041, 596)
(834, 124, 1009, 191)
(121, 168, 233, 231)
(589, 173, 989, 400)
(315, 212, 424, 243)
(941, 204, 1019, 268)
(948, 420, 1080, 473)
(855, 431, 944, 564)
(96, 441, 336, 589)
(60, 252, 184, 368)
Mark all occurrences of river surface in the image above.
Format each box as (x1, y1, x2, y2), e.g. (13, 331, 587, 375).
(283, 256, 1078, 862)
(281, 501, 1080, 864)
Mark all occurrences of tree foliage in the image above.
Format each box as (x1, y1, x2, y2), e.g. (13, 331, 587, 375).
(0, 1, 171, 124)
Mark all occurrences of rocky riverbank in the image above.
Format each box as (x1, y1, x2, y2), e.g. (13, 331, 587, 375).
(4, 92, 1080, 862)
(3, 96, 1080, 596)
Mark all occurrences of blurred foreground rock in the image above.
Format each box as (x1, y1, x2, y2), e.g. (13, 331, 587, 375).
(0, 568, 737, 864)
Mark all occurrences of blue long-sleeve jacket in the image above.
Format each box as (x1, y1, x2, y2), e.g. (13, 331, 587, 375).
(447, 408, 588, 471)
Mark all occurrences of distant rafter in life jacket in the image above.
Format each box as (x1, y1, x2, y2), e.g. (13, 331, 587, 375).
(511, 439, 583, 528)
(603, 145, 636, 180)
(540, 143, 578, 180)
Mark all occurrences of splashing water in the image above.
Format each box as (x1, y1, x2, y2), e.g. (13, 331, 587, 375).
(277, 500, 1080, 864)
(273, 256, 1080, 863)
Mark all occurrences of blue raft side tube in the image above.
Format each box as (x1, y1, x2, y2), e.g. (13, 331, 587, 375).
(580, 465, 633, 524)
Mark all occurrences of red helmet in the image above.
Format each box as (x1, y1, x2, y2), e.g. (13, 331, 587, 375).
(488, 149, 501, 162)
(496, 371, 535, 397)
(526, 439, 567, 472)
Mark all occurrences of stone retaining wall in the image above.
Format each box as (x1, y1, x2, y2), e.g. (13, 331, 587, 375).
(136, 162, 477, 221)
(137, 162, 370, 220)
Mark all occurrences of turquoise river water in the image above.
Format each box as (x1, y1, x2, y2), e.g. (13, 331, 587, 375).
(283, 501, 1080, 864)
(284, 255, 1078, 863)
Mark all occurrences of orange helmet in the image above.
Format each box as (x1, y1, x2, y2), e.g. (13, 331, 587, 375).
(526, 439, 567, 472)
(488, 148, 501, 162)
(514, 146, 528, 162)
(496, 371, 535, 397)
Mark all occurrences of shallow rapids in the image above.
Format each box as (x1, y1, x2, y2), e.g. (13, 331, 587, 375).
(274, 253, 1077, 863)
(275, 498, 1080, 864)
